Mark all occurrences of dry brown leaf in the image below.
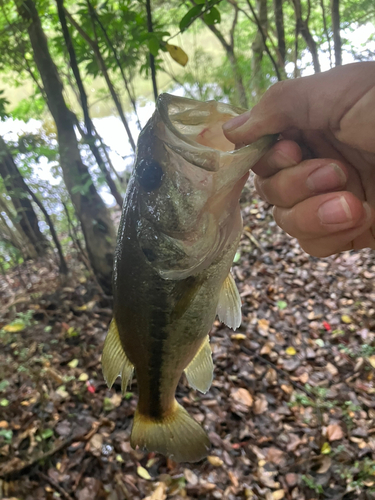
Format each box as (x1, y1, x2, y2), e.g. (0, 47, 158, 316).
(260, 341, 274, 355)
(258, 318, 270, 336)
(0, 421, 9, 429)
(144, 482, 167, 500)
(326, 362, 338, 376)
(326, 424, 344, 441)
(253, 395, 268, 415)
(231, 388, 253, 407)
(316, 455, 332, 474)
(266, 447, 285, 465)
(272, 490, 285, 500)
(207, 455, 224, 467)
(184, 468, 198, 485)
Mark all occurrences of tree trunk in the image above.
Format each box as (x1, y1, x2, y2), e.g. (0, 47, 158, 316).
(251, 0, 268, 97)
(293, 0, 321, 73)
(145, 0, 158, 102)
(0, 136, 47, 255)
(18, 0, 116, 294)
(65, 9, 136, 152)
(56, 0, 123, 208)
(274, 0, 286, 69)
(331, 0, 342, 66)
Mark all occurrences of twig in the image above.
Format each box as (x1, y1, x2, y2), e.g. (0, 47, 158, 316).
(245, 0, 282, 81)
(0, 432, 87, 479)
(38, 472, 75, 500)
(243, 229, 263, 252)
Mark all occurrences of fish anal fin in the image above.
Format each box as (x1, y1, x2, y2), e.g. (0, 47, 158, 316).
(131, 401, 210, 463)
(102, 319, 134, 393)
(216, 272, 242, 330)
(184, 336, 213, 394)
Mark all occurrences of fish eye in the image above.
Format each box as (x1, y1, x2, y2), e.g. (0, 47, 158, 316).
(136, 159, 164, 191)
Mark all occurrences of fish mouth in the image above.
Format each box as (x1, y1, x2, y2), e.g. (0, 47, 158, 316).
(156, 93, 276, 176)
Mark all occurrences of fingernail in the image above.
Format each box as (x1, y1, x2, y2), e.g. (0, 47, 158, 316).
(318, 196, 352, 224)
(222, 111, 251, 132)
(306, 163, 346, 192)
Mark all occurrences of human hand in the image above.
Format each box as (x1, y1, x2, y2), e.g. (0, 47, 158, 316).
(223, 62, 375, 257)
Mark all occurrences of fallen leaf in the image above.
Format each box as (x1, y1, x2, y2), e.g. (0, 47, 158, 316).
(321, 442, 331, 454)
(260, 341, 274, 355)
(253, 395, 268, 415)
(0, 421, 9, 428)
(257, 318, 270, 336)
(272, 490, 285, 500)
(368, 356, 375, 369)
(326, 424, 344, 441)
(322, 321, 331, 331)
(78, 372, 89, 382)
(326, 362, 338, 376)
(0, 399, 9, 407)
(231, 388, 253, 407)
(68, 358, 79, 368)
(3, 322, 25, 332)
(146, 482, 167, 500)
(231, 333, 246, 340)
(184, 468, 198, 485)
(341, 315, 352, 324)
(137, 465, 152, 480)
(207, 455, 223, 467)
(317, 455, 332, 474)
(285, 346, 296, 356)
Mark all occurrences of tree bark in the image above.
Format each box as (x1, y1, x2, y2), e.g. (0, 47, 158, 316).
(293, 0, 321, 73)
(56, 0, 123, 208)
(0, 136, 47, 255)
(65, 8, 136, 152)
(274, 0, 286, 69)
(331, 0, 342, 66)
(18, 0, 116, 294)
(251, 0, 268, 97)
(145, 0, 158, 102)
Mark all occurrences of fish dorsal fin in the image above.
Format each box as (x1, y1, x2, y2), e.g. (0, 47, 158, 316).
(184, 336, 213, 394)
(216, 272, 242, 330)
(102, 319, 134, 395)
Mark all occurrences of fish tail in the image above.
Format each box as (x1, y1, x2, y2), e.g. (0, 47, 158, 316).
(130, 400, 210, 463)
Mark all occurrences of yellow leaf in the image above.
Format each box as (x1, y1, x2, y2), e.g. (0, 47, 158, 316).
(78, 373, 89, 382)
(137, 465, 152, 480)
(166, 43, 188, 66)
(68, 359, 79, 368)
(231, 333, 246, 340)
(272, 490, 285, 500)
(341, 315, 352, 324)
(368, 356, 375, 369)
(207, 456, 223, 467)
(321, 442, 331, 454)
(0, 421, 9, 428)
(3, 322, 25, 332)
(285, 346, 296, 356)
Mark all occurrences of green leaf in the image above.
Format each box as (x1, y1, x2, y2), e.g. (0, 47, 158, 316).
(233, 251, 241, 264)
(0, 429, 13, 442)
(0, 380, 10, 393)
(179, 5, 203, 32)
(203, 7, 221, 25)
(148, 37, 160, 57)
(41, 428, 54, 439)
(0, 399, 9, 407)
(277, 300, 287, 310)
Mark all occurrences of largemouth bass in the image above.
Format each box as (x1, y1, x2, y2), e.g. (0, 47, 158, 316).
(102, 94, 275, 463)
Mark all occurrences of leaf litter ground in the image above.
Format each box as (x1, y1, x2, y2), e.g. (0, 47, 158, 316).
(1, 184, 375, 500)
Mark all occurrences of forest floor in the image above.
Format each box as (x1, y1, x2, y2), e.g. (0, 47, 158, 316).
(1, 184, 375, 500)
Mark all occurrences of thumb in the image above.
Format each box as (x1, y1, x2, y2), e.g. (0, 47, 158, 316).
(222, 62, 375, 146)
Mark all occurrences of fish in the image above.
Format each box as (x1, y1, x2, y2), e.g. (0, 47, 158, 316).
(102, 94, 275, 463)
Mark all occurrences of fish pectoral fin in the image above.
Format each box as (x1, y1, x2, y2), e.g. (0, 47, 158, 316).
(102, 319, 134, 395)
(184, 336, 213, 394)
(131, 401, 210, 463)
(216, 272, 242, 330)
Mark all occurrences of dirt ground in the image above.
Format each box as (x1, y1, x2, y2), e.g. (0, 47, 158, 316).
(1, 184, 375, 500)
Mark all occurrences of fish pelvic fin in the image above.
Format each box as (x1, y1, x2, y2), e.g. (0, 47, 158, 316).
(184, 336, 213, 394)
(102, 319, 134, 395)
(216, 272, 242, 330)
(131, 401, 211, 463)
